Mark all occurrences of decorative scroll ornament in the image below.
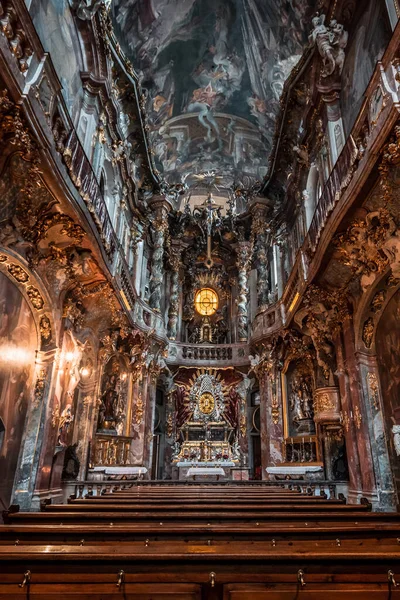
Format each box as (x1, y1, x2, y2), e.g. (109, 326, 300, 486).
(295, 285, 348, 379)
(166, 413, 173, 438)
(271, 393, 280, 425)
(314, 393, 334, 413)
(340, 411, 350, 433)
(335, 207, 400, 289)
(367, 373, 380, 410)
(7, 263, 29, 282)
(362, 318, 374, 349)
(354, 406, 362, 430)
(132, 395, 144, 425)
(33, 368, 47, 408)
(39, 315, 52, 347)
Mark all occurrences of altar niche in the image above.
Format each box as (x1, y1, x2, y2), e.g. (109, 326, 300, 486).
(282, 359, 321, 469)
(171, 369, 247, 481)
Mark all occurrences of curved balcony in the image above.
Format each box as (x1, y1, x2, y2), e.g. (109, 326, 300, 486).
(167, 342, 250, 367)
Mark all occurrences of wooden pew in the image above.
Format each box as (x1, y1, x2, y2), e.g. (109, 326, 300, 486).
(1, 483, 400, 599)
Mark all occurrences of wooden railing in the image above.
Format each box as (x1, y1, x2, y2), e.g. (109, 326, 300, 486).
(308, 135, 358, 253)
(65, 479, 348, 501)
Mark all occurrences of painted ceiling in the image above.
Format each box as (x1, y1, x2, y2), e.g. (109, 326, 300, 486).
(112, 0, 315, 190)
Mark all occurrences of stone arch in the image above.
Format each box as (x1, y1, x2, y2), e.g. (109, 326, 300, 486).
(353, 269, 400, 354)
(0, 263, 39, 508)
(0, 249, 58, 351)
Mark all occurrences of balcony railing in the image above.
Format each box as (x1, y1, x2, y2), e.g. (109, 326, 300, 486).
(63, 130, 117, 262)
(308, 135, 358, 253)
(167, 343, 250, 366)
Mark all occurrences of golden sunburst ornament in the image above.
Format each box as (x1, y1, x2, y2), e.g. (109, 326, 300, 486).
(198, 392, 215, 414)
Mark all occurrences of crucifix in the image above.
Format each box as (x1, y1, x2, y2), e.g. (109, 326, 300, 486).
(193, 192, 222, 268)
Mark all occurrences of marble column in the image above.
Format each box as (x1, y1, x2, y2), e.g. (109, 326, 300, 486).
(148, 198, 170, 313)
(339, 317, 378, 504)
(258, 364, 284, 480)
(334, 329, 363, 496)
(167, 244, 182, 340)
(142, 374, 157, 474)
(236, 241, 252, 342)
(12, 349, 58, 511)
(250, 202, 270, 311)
(356, 351, 396, 510)
(72, 378, 98, 480)
(129, 373, 147, 466)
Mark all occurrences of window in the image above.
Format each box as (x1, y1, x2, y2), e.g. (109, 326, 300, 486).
(194, 288, 218, 316)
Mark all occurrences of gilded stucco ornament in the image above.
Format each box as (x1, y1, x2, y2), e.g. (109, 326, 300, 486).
(335, 208, 400, 290)
(132, 395, 144, 426)
(354, 406, 362, 430)
(33, 368, 47, 408)
(367, 372, 380, 410)
(340, 411, 350, 433)
(39, 315, 52, 347)
(7, 263, 29, 283)
(362, 318, 374, 349)
(314, 393, 334, 413)
(295, 286, 348, 379)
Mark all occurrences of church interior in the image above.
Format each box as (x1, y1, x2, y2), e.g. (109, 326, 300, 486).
(1, 0, 400, 596)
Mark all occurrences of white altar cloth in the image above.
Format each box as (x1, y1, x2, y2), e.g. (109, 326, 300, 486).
(186, 467, 226, 478)
(266, 466, 323, 475)
(177, 461, 234, 468)
(92, 466, 147, 475)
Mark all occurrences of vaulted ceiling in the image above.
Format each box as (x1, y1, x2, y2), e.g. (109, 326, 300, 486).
(112, 0, 316, 191)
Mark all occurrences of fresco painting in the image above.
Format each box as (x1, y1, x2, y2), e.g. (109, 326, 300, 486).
(0, 272, 37, 509)
(29, 0, 84, 121)
(376, 289, 400, 498)
(112, 0, 314, 186)
(340, 0, 391, 136)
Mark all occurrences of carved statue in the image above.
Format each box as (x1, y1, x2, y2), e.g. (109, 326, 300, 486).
(58, 403, 74, 446)
(392, 425, 400, 457)
(309, 15, 348, 78)
(62, 443, 80, 480)
(289, 374, 314, 431)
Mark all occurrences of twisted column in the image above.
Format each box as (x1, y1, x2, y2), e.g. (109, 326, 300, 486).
(148, 199, 169, 313)
(236, 241, 252, 342)
(167, 245, 182, 340)
(250, 200, 271, 310)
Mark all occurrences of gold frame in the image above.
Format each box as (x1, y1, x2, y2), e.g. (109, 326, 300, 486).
(194, 287, 219, 316)
(280, 369, 322, 465)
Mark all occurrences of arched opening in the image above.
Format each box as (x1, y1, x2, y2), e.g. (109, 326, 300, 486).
(0, 271, 38, 509)
(375, 287, 400, 501)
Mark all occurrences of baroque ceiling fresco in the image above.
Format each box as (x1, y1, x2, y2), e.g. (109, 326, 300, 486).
(112, 0, 316, 190)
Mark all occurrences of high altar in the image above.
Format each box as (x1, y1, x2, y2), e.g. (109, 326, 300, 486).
(171, 370, 244, 480)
